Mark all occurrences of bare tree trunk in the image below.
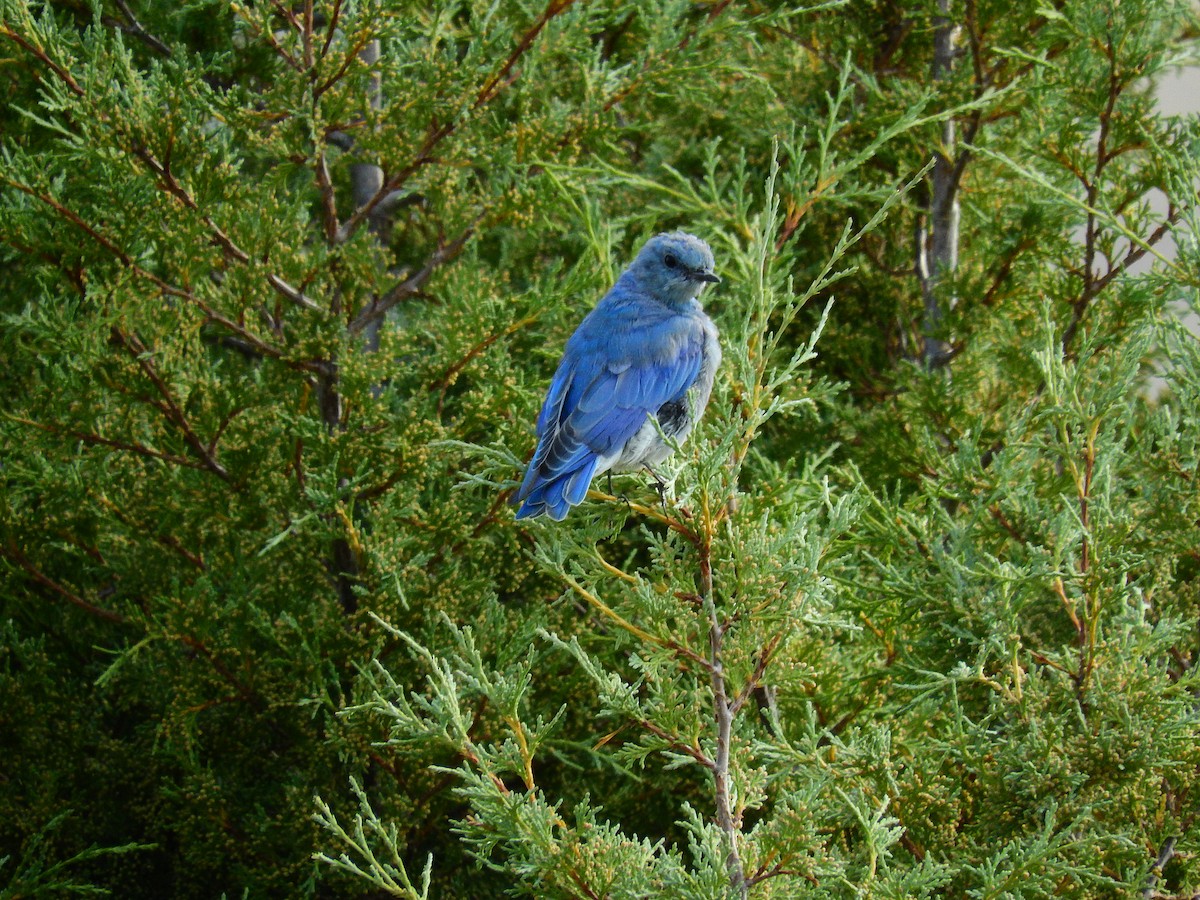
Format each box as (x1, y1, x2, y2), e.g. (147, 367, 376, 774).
(917, 0, 959, 370)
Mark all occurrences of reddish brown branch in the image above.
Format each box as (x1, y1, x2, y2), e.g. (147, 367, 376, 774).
(730, 631, 784, 715)
(314, 150, 340, 243)
(269, 0, 301, 31)
(300, 0, 315, 70)
(434, 315, 537, 415)
(1090, 209, 1180, 297)
(11, 415, 214, 473)
(565, 874, 604, 900)
(93, 493, 209, 572)
(746, 859, 806, 888)
(474, 0, 575, 109)
(319, 0, 346, 61)
(3, 177, 136, 266)
(989, 504, 1027, 544)
(156, 533, 207, 571)
(112, 0, 172, 57)
(313, 29, 374, 100)
(980, 236, 1036, 308)
(636, 718, 715, 771)
(207, 405, 246, 458)
(3, 540, 128, 624)
(0, 25, 84, 95)
(259, 2, 304, 72)
(1, 177, 335, 372)
(334, 119, 454, 244)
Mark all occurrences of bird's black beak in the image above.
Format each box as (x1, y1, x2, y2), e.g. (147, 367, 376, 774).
(694, 271, 721, 284)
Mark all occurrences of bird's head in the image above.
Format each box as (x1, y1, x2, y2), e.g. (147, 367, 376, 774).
(627, 231, 720, 306)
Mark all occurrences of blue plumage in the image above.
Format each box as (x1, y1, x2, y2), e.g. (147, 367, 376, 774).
(515, 232, 722, 521)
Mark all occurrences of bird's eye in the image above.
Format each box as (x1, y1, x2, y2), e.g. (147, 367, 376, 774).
(663, 253, 678, 269)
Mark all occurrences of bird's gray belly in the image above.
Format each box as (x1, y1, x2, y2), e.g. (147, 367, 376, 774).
(609, 401, 693, 472)
(605, 321, 720, 473)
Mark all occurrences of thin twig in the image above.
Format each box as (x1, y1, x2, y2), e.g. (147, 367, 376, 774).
(314, 149, 339, 243)
(112, 0, 172, 57)
(1062, 32, 1120, 356)
(336, 1, 572, 245)
(177, 632, 264, 709)
(111, 328, 233, 482)
(1097, 212, 1179, 292)
(334, 120, 453, 244)
(156, 533, 207, 571)
(746, 859, 806, 888)
(132, 147, 323, 312)
(259, 1, 303, 71)
(980, 236, 1036, 307)
(314, 29, 374, 101)
(434, 315, 537, 415)
(300, 0, 314, 70)
(562, 574, 665, 650)
(584, 488, 702, 546)
(348, 224, 476, 333)
(587, 552, 713, 671)
(1, 178, 335, 371)
(1075, 424, 1097, 698)
(730, 631, 784, 715)
(319, 0, 346, 61)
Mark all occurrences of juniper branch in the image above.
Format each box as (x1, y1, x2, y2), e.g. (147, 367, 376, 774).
(700, 541, 747, 899)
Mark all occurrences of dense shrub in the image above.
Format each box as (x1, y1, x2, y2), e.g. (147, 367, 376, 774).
(1, 1, 1197, 896)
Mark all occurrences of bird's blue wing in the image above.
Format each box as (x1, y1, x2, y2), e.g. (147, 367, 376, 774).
(516, 311, 703, 520)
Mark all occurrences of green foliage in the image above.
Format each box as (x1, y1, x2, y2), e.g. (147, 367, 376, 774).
(2, 0, 1199, 897)
(0, 809, 151, 898)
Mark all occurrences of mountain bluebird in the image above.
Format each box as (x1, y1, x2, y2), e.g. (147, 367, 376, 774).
(515, 232, 721, 520)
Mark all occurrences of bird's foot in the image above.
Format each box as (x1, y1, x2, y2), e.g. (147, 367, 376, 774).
(643, 465, 670, 515)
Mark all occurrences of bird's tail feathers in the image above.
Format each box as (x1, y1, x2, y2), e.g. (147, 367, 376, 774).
(514, 457, 598, 521)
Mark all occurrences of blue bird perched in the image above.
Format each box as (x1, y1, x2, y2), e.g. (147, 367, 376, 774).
(514, 231, 722, 521)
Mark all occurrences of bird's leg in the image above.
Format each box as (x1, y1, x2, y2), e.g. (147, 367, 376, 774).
(605, 470, 633, 513)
